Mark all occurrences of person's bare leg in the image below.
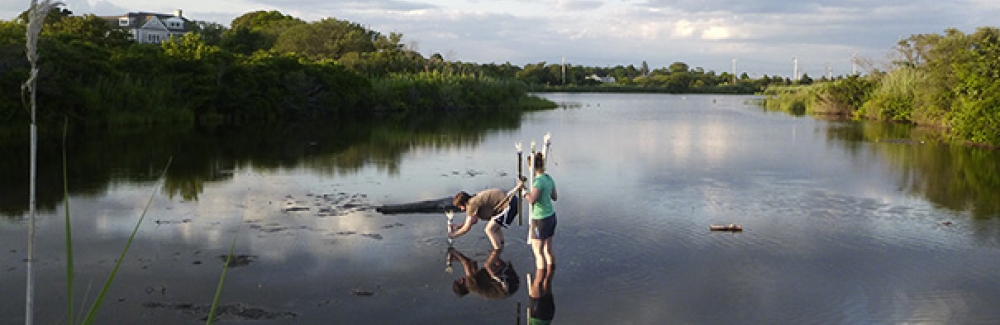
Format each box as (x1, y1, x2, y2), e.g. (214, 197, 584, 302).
(532, 239, 546, 269)
(485, 220, 504, 249)
(530, 267, 547, 298)
(542, 237, 555, 269)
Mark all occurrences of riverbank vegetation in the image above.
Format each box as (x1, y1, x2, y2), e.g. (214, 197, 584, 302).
(0, 9, 559, 128)
(762, 27, 1000, 148)
(1, 8, 806, 129)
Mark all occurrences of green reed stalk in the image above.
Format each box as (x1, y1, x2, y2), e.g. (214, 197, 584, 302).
(206, 208, 244, 325)
(62, 118, 74, 325)
(80, 157, 173, 325)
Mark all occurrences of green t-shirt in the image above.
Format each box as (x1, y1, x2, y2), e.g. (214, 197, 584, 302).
(531, 174, 555, 220)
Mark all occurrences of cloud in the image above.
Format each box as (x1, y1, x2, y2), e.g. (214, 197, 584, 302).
(4, 0, 999, 78)
(553, 0, 604, 11)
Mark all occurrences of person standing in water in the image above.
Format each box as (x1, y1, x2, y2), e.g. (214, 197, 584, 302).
(525, 151, 557, 271)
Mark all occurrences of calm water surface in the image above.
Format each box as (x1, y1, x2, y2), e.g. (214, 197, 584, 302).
(2, 93, 1000, 324)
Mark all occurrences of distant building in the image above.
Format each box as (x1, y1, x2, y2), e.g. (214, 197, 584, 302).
(102, 9, 190, 44)
(586, 74, 616, 83)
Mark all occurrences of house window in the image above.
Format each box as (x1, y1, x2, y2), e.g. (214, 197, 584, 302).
(169, 21, 181, 28)
(147, 34, 161, 43)
(119, 17, 129, 26)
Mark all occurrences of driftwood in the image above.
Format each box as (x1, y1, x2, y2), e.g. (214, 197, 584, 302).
(709, 224, 743, 232)
(375, 197, 458, 214)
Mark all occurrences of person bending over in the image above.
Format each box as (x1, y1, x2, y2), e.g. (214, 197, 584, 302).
(448, 184, 521, 249)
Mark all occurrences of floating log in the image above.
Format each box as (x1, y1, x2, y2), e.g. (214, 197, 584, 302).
(375, 197, 458, 214)
(710, 224, 743, 232)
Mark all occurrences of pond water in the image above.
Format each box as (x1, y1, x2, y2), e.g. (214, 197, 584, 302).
(2, 93, 1000, 324)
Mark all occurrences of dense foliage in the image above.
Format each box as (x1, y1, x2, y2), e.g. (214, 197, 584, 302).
(0, 9, 556, 128)
(2, 8, 806, 128)
(763, 27, 1000, 147)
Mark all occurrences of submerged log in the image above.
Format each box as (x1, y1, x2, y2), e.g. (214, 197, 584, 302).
(709, 224, 743, 232)
(375, 197, 458, 214)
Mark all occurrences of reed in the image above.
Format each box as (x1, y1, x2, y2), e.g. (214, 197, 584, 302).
(370, 71, 540, 112)
(79, 157, 172, 324)
(206, 209, 244, 325)
(23, 1, 64, 324)
(858, 67, 920, 121)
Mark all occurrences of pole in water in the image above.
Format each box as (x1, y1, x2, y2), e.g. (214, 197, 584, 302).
(526, 141, 536, 245)
(516, 143, 523, 227)
(445, 210, 454, 246)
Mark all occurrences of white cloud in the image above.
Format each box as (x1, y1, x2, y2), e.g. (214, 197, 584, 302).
(701, 26, 730, 40)
(2, 0, 997, 77)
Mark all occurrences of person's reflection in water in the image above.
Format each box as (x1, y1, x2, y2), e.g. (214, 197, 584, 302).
(449, 248, 519, 299)
(528, 266, 555, 324)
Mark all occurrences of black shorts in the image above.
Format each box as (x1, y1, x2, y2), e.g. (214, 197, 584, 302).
(491, 196, 519, 228)
(530, 214, 557, 240)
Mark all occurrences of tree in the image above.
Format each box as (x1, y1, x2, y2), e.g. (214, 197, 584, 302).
(950, 27, 1000, 146)
(230, 10, 303, 31)
(273, 18, 378, 61)
(45, 14, 131, 49)
(222, 10, 304, 54)
(190, 21, 227, 46)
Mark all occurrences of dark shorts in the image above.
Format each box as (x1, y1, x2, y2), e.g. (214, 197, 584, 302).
(491, 196, 519, 228)
(530, 214, 557, 240)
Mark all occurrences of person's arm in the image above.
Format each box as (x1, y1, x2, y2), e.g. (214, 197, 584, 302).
(551, 184, 558, 201)
(448, 214, 478, 238)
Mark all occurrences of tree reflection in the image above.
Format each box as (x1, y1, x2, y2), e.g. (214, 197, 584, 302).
(0, 110, 522, 218)
(825, 121, 1000, 218)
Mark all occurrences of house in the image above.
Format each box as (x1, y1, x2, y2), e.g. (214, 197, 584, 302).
(586, 74, 616, 83)
(103, 9, 190, 44)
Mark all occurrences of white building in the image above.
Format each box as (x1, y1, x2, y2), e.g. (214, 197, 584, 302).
(103, 10, 190, 44)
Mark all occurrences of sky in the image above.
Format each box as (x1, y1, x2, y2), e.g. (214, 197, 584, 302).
(3, 0, 999, 78)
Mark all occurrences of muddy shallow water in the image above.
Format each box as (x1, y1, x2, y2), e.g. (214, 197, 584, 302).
(3, 93, 1000, 324)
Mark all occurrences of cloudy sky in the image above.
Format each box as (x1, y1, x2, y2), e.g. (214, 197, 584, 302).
(3, 0, 998, 77)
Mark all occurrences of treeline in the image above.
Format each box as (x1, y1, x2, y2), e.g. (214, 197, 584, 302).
(0, 8, 818, 128)
(0, 9, 552, 127)
(763, 27, 1000, 148)
(520, 61, 814, 94)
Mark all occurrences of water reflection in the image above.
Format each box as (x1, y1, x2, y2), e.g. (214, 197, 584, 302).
(0, 110, 522, 218)
(823, 121, 1000, 218)
(447, 248, 519, 300)
(528, 267, 556, 324)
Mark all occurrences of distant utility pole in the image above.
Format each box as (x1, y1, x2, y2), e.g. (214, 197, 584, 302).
(852, 52, 858, 75)
(792, 57, 799, 81)
(561, 56, 566, 85)
(732, 58, 737, 84)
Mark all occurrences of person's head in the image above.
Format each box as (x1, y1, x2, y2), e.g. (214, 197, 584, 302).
(453, 191, 472, 210)
(452, 277, 470, 297)
(533, 152, 546, 172)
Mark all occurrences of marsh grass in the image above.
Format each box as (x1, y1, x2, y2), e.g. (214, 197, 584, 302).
(206, 191, 247, 324)
(61, 118, 74, 325)
(371, 71, 549, 112)
(77, 157, 172, 324)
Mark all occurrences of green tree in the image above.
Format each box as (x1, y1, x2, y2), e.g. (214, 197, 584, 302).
(950, 27, 1000, 146)
(222, 10, 304, 54)
(190, 20, 227, 46)
(45, 14, 132, 49)
(273, 18, 378, 61)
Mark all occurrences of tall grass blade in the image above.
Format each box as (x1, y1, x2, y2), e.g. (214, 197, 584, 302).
(80, 157, 173, 325)
(62, 118, 74, 325)
(206, 198, 246, 325)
